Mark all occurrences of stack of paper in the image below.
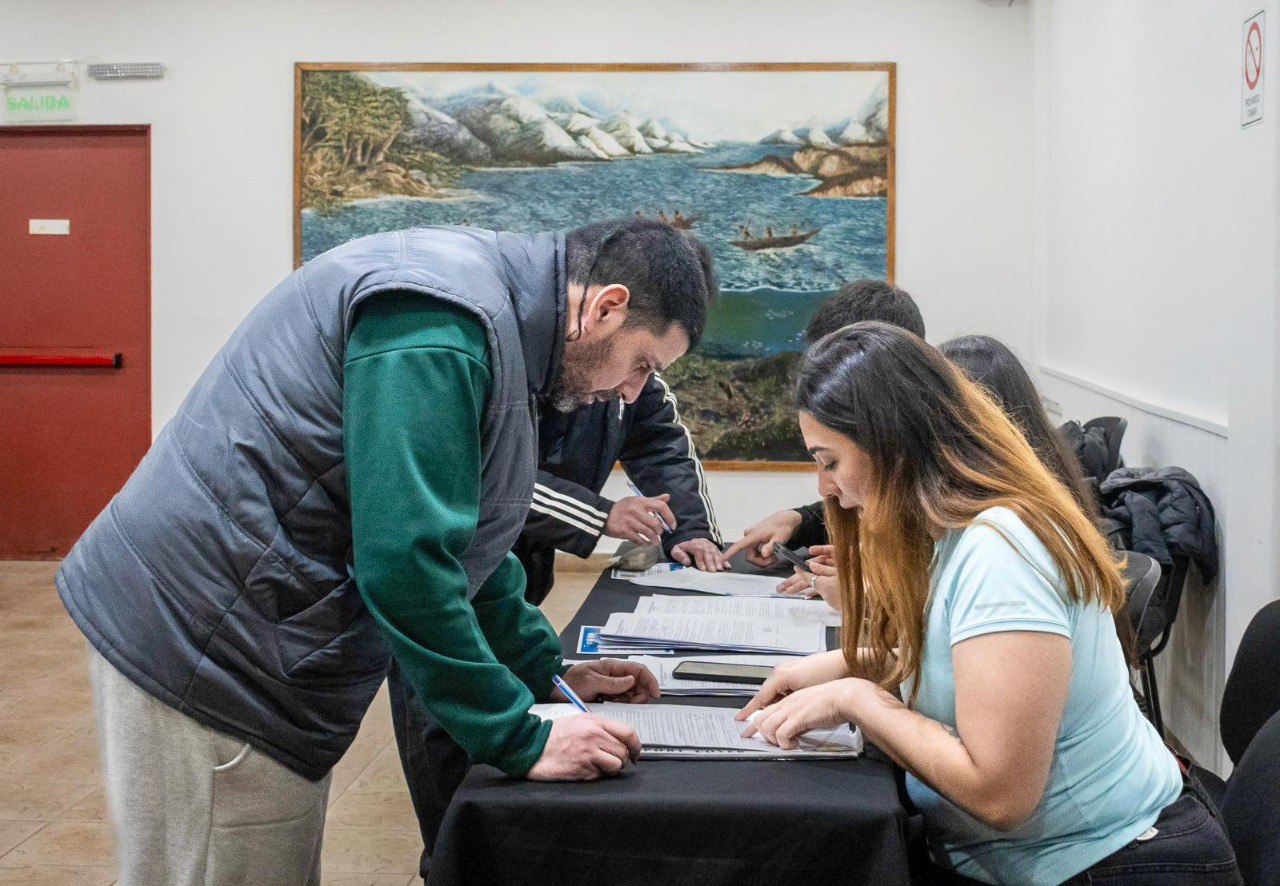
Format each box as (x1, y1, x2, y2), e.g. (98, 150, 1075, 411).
(634, 594, 841, 627)
(576, 625, 672, 656)
(529, 702, 863, 759)
(613, 565, 784, 597)
(599, 612, 826, 655)
(628, 654, 789, 697)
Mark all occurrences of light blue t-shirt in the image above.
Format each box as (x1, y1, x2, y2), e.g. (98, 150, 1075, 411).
(904, 507, 1181, 885)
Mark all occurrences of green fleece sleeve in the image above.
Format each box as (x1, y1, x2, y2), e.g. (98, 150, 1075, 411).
(344, 293, 553, 777)
(470, 552, 569, 700)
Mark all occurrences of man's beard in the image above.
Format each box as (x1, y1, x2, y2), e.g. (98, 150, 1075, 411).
(550, 335, 618, 413)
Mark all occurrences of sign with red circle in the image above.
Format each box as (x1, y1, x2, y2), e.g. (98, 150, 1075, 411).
(1246, 22, 1263, 88)
(1243, 12, 1265, 127)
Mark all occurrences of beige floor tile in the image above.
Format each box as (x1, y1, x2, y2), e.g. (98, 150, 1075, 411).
(322, 874, 419, 886)
(36, 672, 97, 711)
(0, 865, 115, 885)
(0, 821, 46, 858)
(0, 638, 82, 672)
(0, 778, 96, 822)
(361, 683, 395, 735)
(349, 746, 409, 794)
(541, 573, 596, 634)
(1, 726, 101, 786)
(0, 821, 114, 867)
(321, 827, 421, 875)
(58, 786, 108, 823)
(0, 714, 85, 764)
(329, 727, 392, 804)
(326, 788, 418, 832)
(0, 576, 69, 598)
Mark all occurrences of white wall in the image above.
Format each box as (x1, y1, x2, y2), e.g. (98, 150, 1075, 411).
(1032, 0, 1280, 774)
(1, 0, 1035, 540)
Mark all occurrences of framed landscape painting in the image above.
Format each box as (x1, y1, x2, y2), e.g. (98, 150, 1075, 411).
(295, 62, 895, 467)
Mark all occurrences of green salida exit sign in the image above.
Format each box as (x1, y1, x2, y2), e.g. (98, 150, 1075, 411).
(4, 86, 77, 123)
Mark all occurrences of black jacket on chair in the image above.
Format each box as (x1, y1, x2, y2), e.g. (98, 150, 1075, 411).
(1099, 466, 1219, 582)
(519, 373, 720, 604)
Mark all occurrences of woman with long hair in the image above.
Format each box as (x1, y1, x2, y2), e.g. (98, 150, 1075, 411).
(738, 323, 1237, 885)
(939, 335, 1096, 516)
(777, 334, 1098, 604)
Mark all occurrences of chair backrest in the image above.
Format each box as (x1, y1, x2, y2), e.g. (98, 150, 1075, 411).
(1147, 555, 1191, 658)
(1220, 708, 1280, 885)
(1122, 552, 1165, 651)
(1220, 599, 1280, 764)
(1084, 416, 1128, 474)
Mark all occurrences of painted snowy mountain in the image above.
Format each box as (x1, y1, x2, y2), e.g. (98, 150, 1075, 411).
(757, 82, 890, 147)
(444, 93, 598, 164)
(800, 127, 838, 148)
(387, 81, 713, 166)
(555, 111, 631, 159)
(601, 112, 654, 155)
(405, 98, 494, 165)
(855, 80, 890, 141)
(762, 128, 805, 145)
(825, 118, 873, 146)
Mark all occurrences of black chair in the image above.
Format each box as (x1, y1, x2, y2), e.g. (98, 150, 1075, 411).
(1084, 416, 1128, 475)
(1219, 709, 1280, 885)
(1115, 547, 1193, 737)
(1195, 600, 1280, 804)
(1219, 599, 1280, 764)
(1185, 600, 1280, 884)
(1121, 552, 1166, 734)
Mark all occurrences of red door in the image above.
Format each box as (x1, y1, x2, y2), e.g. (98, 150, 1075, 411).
(0, 126, 151, 559)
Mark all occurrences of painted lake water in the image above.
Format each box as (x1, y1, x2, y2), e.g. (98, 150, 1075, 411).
(303, 143, 887, 358)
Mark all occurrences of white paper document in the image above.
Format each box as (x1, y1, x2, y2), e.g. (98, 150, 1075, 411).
(634, 594, 841, 627)
(614, 566, 785, 597)
(529, 702, 863, 759)
(599, 612, 826, 655)
(628, 654, 789, 697)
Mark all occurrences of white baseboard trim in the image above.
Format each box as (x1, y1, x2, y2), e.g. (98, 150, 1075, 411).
(1039, 365, 1229, 439)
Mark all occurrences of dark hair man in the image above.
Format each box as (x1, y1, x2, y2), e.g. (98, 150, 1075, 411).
(723, 279, 924, 568)
(59, 219, 716, 882)
(527, 217, 723, 577)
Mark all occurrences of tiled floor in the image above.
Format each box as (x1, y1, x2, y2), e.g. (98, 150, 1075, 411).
(0, 558, 598, 884)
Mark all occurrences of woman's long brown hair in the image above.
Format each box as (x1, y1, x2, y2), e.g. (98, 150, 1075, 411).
(798, 323, 1126, 705)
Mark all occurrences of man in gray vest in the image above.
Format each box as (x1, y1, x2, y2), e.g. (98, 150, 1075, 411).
(57, 218, 716, 885)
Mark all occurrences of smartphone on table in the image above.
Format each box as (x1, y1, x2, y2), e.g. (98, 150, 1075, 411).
(771, 542, 813, 574)
(671, 660, 774, 685)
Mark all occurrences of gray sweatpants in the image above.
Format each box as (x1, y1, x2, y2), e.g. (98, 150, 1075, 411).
(88, 645, 332, 886)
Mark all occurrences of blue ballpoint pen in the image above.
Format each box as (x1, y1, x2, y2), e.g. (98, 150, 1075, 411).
(626, 480, 673, 533)
(552, 673, 590, 713)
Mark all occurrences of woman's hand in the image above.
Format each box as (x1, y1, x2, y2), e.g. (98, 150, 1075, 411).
(735, 650, 852, 722)
(739, 678, 875, 749)
(775, 545, 839, 604)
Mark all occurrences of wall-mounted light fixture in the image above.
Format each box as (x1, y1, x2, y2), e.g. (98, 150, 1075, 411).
(87, 62, 165, 80)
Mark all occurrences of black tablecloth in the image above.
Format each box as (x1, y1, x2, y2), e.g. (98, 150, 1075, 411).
(430, 564, 911, 886)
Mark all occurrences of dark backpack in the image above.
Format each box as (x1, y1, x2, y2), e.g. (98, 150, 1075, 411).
(1059, 420, 1110, 488)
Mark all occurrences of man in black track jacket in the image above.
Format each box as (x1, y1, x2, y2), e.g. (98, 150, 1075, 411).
(518, 371, 724, 604)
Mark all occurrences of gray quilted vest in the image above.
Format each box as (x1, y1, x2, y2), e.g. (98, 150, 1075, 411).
(57, 227, 566, 779)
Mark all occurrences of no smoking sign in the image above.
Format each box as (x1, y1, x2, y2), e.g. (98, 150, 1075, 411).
(1243, 11, 1264, 127)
